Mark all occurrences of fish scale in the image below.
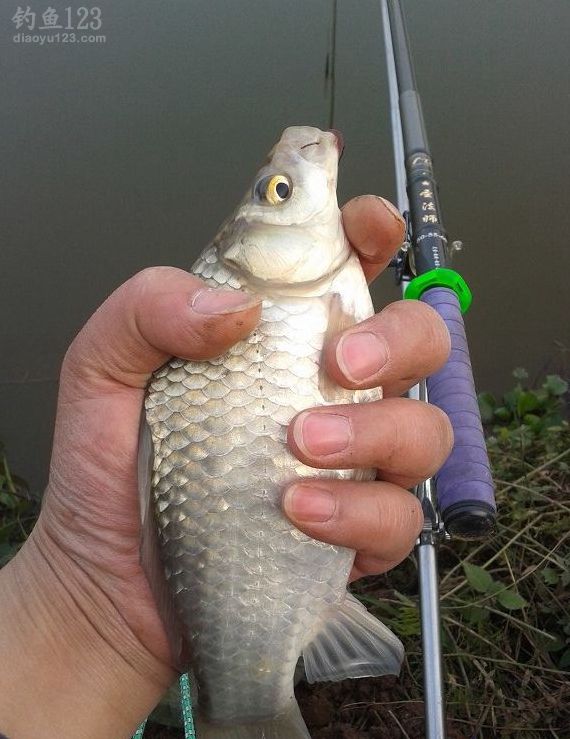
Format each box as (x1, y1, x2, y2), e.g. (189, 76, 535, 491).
(146, 288, 357, 721)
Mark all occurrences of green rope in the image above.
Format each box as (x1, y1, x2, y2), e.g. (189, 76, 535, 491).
(180, 673, 196, 738)
(130, 673, 195, 739)
(132, 719, 147, 739)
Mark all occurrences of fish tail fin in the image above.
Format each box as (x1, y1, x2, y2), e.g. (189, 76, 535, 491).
(302, 591, 404, 683)
(195, 699, 310, 739)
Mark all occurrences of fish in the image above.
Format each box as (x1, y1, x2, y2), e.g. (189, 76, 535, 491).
(138, 125, 404, 738)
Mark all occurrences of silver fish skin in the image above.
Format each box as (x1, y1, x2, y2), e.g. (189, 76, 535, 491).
(140, 126, 404, 739)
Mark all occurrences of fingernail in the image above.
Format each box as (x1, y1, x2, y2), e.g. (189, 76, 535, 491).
(283, 484, 336, 523)
(191, 288, 260, 315)
(294, 412, 351, 457)
(377, 196, 405, 225)
(336, 331, 389, 383)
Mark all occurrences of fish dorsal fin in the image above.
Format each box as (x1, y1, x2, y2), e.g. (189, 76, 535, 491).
(138, 412, 187, 669)
(302, 592, 404, 683)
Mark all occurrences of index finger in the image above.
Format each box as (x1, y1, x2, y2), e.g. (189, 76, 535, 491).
(341, 195, 405, 283)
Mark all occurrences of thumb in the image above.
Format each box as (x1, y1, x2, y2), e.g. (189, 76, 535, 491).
(62, 266, 262, 396)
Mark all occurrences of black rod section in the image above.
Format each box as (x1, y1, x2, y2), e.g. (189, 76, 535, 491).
(387, 0, 448, 277)
(386, 0, 496, 539)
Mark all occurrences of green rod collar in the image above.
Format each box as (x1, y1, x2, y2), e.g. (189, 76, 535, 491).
(404, 268, 472, 313)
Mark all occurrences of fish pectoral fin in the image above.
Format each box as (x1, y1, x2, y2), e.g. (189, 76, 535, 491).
(302, 592, 404, 683)
(138, 412, 187, 669)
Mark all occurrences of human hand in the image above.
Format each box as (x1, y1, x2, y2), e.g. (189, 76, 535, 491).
(0, 195, 450, 739)
(0, 271, 263, 738)
(283, 195, 452, 580)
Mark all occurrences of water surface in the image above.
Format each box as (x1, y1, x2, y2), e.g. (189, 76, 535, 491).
(1, 0, 568, 491)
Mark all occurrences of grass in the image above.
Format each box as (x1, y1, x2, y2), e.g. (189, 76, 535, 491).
(0, 444, 38, 567)
(1, 369, 568, 737)
(350, 369, 570, 737)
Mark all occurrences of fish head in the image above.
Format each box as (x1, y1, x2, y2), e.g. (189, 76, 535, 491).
(218, 126, 350, 289)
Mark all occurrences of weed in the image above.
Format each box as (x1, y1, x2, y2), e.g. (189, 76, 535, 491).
(0, 445, 38, 566)
(353, 369, 569, 737)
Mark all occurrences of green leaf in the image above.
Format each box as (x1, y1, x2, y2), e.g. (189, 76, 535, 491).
(512, 367, 529, 382)
(464, 605, 490, 625)
(494, 406, 512, 423)
(478, 392, 496, 423)
(544, 375, 568, 397)
(495, 426, 511, 442)
(542, 567, 559, 586)
(488, 580, 503, 595)
(463, 563, 494, 593)
(503, 389, 520, 413)
(523, 413, 542, 432)
(545, 636, 566, 652)
(0, 491, 17, 510)
(496, 589, 528, 610)
(543, 411, 564, 429)
(517, 391, 539, 416)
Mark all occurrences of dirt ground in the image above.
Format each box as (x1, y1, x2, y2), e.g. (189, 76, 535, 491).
(296, 675, 466, 738)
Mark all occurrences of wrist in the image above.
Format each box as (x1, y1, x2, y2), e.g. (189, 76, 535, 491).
(0, 520, 174, 739)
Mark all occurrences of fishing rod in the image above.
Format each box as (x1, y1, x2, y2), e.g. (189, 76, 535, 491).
(381, 1, 496, 737)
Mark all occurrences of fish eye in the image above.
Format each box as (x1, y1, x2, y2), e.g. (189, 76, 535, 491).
(255, 175, 292, 205)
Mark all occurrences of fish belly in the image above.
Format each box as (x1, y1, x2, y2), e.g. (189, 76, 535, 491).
(146, 296, 359, 722)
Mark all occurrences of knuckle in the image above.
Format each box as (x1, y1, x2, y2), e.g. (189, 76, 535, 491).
(416, 304, 451, 359)
(385, 300, 450, 359)
(369, 488, 422, 559)
(127, 266, 162, 295)
(61, 311, 101, 381)
(398, 400, 451, 478)
(409, 405, 453, 478)
(128, 266, 201, 304)
(126, 266, 180, 300)
(59, 329, 101, 395)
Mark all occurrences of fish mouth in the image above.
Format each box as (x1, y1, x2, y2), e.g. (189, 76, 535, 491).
(327, 128, 345, 158)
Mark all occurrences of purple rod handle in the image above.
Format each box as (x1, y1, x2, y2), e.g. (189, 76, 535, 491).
(420, 287, 496, 538)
